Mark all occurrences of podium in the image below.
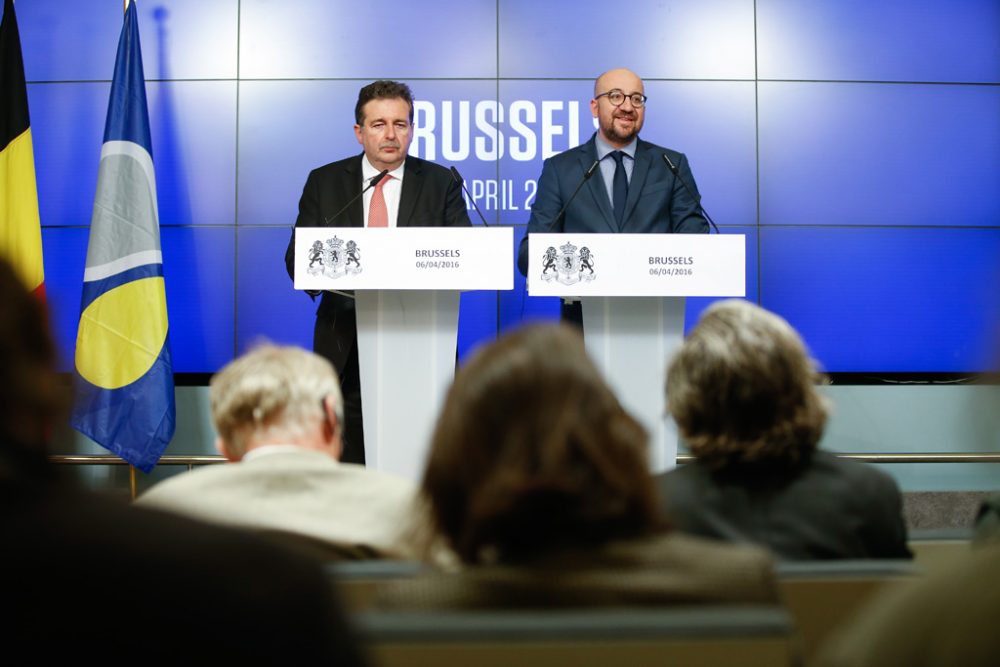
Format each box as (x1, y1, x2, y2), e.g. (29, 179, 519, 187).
(295, 227, 512, 480)
(527, 233, 745, 472)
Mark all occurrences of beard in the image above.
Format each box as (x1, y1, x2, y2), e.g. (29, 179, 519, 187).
(600, 110, 641, 145)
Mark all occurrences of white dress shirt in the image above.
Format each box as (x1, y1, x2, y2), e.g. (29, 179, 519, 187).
(361, 157, 406, 227)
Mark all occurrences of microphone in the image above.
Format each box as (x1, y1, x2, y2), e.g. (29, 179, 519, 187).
(323, 169, 390, 225)
(517, 159, 599, 277)
(450, 166, 491, 226)
(294, 168, 388, 300)
(552, 159, 601, 226)
(662, 154, 718, 233)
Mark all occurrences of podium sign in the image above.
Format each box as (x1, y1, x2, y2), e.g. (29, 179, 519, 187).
(526, 233, 745, 297)
(526, 233, 746, 472)
(294, 227, 513, 291)
(292, 226, 513, 481)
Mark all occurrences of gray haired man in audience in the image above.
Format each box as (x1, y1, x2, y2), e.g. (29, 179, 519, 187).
(137, 343, 418, 559)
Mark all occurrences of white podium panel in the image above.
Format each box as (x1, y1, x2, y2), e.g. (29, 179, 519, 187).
(526, 233, 746, 473)
(580, 296, 685, 473)
(526, 233, 744, 297)
(295, 227, 513, 291)
(293, 227, 513, 481)
(356, 290, 458, 481)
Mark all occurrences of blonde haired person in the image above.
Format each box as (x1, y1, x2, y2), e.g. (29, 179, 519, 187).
(137, 344, 418, 559)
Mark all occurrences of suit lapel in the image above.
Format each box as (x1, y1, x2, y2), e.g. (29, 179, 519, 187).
(579, 139, 617, 233)
(341, 155, 365, 228)
(397, 158, 422, 227)
(622, 142, 652, 229)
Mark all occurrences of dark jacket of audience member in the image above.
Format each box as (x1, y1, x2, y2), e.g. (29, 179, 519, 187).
(0, 258, 366, 664)
(378, 324, 778, 609)
(655, 300, 911, 561)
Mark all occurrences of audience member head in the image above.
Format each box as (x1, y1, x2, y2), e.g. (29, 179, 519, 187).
(210, 344, 344, 462)
(0, 257, 64, 470)
(421, 324, 664, 564)
(667, 299, 830, 472)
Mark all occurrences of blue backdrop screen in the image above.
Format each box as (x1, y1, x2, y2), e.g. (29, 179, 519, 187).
(19, 0, 1000, 374)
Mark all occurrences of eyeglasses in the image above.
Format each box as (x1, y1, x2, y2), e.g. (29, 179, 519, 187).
(595, 89, 648, 108)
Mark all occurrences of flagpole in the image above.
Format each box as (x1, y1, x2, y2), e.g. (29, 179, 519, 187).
(129, 464, 137, 500)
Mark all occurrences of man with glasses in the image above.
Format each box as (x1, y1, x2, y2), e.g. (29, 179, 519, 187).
(516, 68, 709, 309)
(286, 80, 471, 466)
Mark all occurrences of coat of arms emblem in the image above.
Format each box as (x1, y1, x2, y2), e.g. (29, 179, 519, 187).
(541, 241, 596, 285)
(307, 236, 362, 279)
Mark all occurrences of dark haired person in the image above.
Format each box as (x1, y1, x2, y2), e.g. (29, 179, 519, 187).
(656, 299, 911, 560)
(0, 258, 366, 663)
(378, 324, 778, 608)
(285, 80, 471, 465)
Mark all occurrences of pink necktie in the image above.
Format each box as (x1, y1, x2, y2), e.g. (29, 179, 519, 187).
(368, 175, 392, 228)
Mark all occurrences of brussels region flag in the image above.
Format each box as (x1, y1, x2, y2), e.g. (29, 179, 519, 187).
(71, 1, 175, 472)
(0, 0, 44, 297)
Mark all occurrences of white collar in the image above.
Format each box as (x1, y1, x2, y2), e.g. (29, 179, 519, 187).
(361, 156, 406, 184)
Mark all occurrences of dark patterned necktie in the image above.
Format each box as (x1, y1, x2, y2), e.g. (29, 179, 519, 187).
(611, 151, 628, 228)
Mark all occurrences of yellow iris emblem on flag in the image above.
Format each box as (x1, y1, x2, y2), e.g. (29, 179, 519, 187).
(76, 277, 169, 390)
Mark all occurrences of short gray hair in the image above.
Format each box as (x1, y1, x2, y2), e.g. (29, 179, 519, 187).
(209, 344, 343, 457)
(666, 299, 830, 471)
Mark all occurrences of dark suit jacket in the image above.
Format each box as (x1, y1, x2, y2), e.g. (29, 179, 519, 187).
(285, 153, 471, 373)
(2, 466, 367, 664)
(517, 133, 708, 275)
(655, 451, 912, 561)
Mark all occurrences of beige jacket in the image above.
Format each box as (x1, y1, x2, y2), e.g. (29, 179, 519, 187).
(136, 447, 419, 558)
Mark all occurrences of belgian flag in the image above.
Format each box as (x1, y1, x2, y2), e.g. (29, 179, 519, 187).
(0, 0, 44, 298)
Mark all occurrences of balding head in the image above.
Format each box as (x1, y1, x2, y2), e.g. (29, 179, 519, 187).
(591, 68, 646, 148)
(594, 68, 644, 98)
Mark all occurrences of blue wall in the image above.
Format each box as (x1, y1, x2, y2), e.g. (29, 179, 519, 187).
(19, 0, 1000, 374)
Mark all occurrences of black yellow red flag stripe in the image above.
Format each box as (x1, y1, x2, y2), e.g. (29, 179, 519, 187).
(0, 0, 45, 298)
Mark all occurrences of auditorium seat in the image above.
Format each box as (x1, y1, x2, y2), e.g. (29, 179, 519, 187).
(776, 560, 918, 664)
(355, 606, 799, 667)
(253, 528, 387, 562)
(907, 528, 973, 574)
(326, 560, 427, 611)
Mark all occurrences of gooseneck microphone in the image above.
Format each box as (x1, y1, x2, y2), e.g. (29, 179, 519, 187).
(661, 153, 719, 233)
(323, 169, 390, 226)
(293, 168, 388, 299)
(552, 159, 601, 226)
(450, 166, 491, 226)
(518, 159, 600, 277)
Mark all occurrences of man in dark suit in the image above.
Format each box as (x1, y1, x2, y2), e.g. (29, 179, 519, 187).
(285, 80, 471, 466)
(517, 68, 709, 321)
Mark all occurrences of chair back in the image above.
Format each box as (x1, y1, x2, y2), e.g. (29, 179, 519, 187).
(776, 559, 918, 663)
(326, 560, 426, 611)
(358, 606, 800, 667)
